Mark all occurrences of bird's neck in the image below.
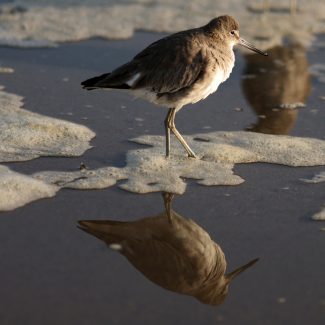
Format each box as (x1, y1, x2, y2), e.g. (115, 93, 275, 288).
(203, 244, 227, 283)
(204, 32, 233, 55)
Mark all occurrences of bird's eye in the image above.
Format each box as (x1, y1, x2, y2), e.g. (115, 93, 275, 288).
(230, 31, 235, 35)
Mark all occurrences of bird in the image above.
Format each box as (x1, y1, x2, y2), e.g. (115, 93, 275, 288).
(77, 193, 259, 306)
(81, 15, 267, 158)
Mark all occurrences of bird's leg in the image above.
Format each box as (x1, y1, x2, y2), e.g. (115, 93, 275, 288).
(167, 108, 196, 158)
(164, 108, 173, 158)
(162, 193, 174, 222)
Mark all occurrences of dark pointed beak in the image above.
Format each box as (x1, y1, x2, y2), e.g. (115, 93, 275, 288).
(239, 38, 268, 56)
(225, 258, 259, 282)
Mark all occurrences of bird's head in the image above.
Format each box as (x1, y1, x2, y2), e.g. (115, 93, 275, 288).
(193, 258, 259, 306)
(205, 15, 268, 56)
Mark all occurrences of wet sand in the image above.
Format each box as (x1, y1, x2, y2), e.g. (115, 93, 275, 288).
(0, 32, 325, 324)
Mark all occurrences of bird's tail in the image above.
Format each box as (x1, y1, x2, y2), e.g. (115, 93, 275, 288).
(77, 220, 126, 244)
(81, 72, 132, 91)
(81, 73, 111, 91)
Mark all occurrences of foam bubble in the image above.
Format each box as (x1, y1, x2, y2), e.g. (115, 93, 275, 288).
(0, 1, 324, 49)
(311, 208, 325, 221)
(0, 67, 14, 73)
(34, 131, 325, 194)
(309, 64, 325, 83)
(0, 83, 96, 210)
(0, 165, 58, 211)
(2, 130, 325, 210)
(0, 86, 95, 163)
(300, 172, 325, 183)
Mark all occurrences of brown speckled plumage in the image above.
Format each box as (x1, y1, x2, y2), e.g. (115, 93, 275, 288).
(82, 15, 267, 158)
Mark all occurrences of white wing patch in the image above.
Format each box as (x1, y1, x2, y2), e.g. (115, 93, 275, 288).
(127, 73, 141, 87)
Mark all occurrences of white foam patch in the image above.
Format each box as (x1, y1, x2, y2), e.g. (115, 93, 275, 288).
(32, 131, 325, 193)
(0, 83, 95, 210)
(311, 208, 325, 221)
(0, 67, 14, 73)
(0, 165, 58, 211)
(0, 86, 95, 162)
(309, 64, 325, 83)
(0, 39, 57, 48)
(300, 172, 325, 183)
(300, 172, 325, 222)
(280, 102, 306, 109)
(0, 1, 324, 49)
(2, 131, 325, 210)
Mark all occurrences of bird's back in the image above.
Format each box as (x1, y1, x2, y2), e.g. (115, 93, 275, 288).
(81, 22, 235, 110)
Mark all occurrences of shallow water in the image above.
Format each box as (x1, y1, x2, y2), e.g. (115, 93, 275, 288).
(0, 32, 325, 324)
(0, 0, 325, 50)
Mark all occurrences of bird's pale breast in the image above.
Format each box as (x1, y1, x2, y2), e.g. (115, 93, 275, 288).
(189, 53, 235, 103)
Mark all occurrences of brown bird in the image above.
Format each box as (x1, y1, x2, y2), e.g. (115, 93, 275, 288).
(77, 193, 259, 306)
(81, 15, 267, 158)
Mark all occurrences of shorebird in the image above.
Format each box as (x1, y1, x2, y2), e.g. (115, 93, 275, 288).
(81, 15, 267, 158)
(77, 193, 259, 306)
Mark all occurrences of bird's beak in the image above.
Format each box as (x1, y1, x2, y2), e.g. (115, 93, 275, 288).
(224, 258, 259, 282)
(238, 38, 268, 56)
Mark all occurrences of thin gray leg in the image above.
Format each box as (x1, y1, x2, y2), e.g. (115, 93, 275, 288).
(164, 108, 173, 158)
(167, 108, 196, 158)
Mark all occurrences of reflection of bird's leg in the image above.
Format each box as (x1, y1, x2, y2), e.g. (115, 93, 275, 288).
(263, 0, 270, 12)
(162, 193, 175, 222)
(290, 0, 297, 15)
(264, 0, 297, 15)
(164, 108, 196, 158)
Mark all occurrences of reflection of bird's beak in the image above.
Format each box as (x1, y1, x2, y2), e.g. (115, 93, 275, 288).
(225, 258, 259, 282)
(239, 38, 268, 56)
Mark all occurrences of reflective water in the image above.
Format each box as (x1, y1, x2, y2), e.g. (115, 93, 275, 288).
(243, 45, 311, 135)
(78, 193, 258, 306)
(0, 32, 324, 325)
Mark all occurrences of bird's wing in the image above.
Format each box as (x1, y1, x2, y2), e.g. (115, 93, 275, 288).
(93, 31, 209, 93)
(77, 218, 197, 290)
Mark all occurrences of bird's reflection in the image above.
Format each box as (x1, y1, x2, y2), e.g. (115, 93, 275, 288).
(77, 193, 258, 306)
(242, 45, 311, 135)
